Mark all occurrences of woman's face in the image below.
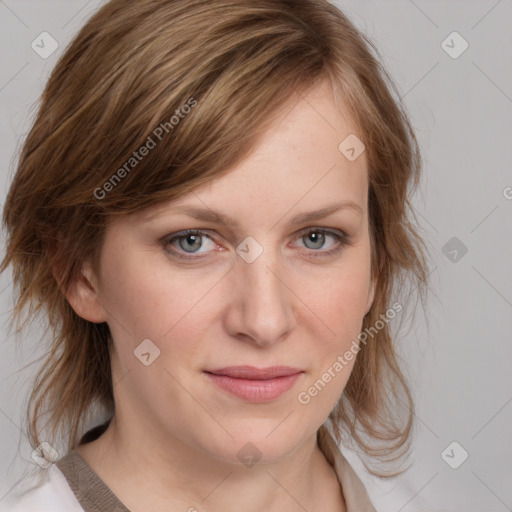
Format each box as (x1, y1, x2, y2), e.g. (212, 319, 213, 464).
(80, 80, 375, 465)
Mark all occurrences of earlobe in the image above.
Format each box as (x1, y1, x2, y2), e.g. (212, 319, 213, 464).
(57, 260, 108, 324)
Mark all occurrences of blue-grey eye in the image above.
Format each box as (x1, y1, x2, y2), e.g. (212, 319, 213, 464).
(177, 233, 204, 253)
(303, 231, 326, 250)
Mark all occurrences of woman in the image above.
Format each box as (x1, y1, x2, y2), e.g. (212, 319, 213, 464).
(1, 0, 430, 510)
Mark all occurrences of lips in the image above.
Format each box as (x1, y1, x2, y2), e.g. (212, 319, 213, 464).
(204, 366, 304, 402)
(205, 366, 303, 379)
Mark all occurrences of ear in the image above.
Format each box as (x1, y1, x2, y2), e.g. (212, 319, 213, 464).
(364, 274, 377, 316)
(53, 259, 108, 324)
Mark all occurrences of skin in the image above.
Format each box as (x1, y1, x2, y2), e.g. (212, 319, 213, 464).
(67, 78, 376, 512)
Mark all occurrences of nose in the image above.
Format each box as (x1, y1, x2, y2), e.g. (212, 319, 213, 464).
(224, 244, 297, 348)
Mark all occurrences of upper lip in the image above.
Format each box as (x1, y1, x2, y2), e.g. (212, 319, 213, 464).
(205, 366, 304, 380)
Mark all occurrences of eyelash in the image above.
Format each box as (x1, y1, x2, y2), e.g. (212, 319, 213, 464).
(162, 228, 350, 261)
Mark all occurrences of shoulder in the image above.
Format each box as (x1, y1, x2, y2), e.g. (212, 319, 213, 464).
(0, 464, 83, 512)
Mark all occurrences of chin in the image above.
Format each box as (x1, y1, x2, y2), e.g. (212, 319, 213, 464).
(196, 420, 310, 467)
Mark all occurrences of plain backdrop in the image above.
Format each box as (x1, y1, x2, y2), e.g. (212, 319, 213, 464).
(0, 1, 511, 510)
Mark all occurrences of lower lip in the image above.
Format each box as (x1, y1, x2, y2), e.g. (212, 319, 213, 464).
(205, 372, 303, 402)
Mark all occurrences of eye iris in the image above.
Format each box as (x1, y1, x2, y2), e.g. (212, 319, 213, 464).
(179, 234, 202, 252)
(304, 232, 325, 250)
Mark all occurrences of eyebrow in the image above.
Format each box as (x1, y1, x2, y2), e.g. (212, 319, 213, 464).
(142, 201, 363, 228)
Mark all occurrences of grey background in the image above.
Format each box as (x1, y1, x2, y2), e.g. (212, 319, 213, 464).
(0, 1, 511, 510)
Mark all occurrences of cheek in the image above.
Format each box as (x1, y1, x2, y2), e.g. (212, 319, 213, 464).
(295, 260, 370, 414)
(303, 248, 373, 342)
(98, 245, 220, 344)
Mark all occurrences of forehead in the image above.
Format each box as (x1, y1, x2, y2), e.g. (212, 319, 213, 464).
(140, 79, 368, 225)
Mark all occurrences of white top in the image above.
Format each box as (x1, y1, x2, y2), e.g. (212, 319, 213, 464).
(1, 464, 84, 512)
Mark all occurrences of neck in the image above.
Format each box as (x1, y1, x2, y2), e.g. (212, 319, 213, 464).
(78, 415, 346, 512)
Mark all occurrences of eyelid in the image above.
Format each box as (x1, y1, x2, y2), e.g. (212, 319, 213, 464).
(291, 228, 350, 258)
(162, 229, 219, 258)
(295, 226, 349, 243)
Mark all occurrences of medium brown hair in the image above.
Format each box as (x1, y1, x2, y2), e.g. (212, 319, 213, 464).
(1, 0, 430, 476)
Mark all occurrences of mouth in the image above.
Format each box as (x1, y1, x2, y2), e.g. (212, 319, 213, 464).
(204, 366, 304, 402)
